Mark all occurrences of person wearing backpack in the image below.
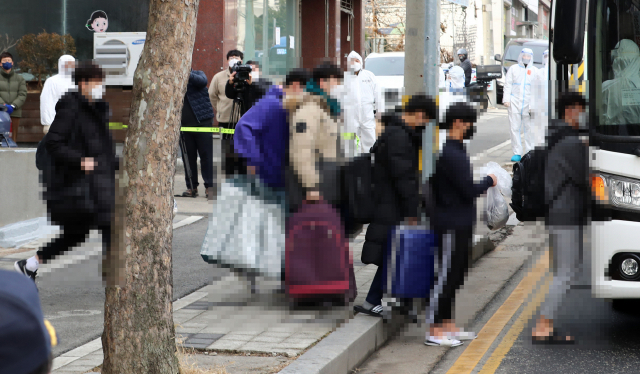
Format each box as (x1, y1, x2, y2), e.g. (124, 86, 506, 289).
(427, 101, 497, 347)
(531, 92, 588, 344)
(15, 61, 117, 282)
(354, 94, 437, 317)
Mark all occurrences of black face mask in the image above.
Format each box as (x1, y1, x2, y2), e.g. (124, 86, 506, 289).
(463, 124, 476, 140)
(459, 55, 466, 62)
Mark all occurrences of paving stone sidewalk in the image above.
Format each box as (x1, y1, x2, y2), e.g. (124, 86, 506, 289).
(50, 228, 373, 373)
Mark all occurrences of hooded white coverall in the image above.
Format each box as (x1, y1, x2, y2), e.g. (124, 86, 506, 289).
(40, 55, 76, 127)
(529, 50, 549, 147)
(602, 39, 640, 125)
(503, 48, 537, 156)
(447, 66, 466, 91)
(344, 51, 383, 156)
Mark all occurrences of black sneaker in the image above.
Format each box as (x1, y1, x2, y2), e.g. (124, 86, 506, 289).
(14, 259, 37, 282)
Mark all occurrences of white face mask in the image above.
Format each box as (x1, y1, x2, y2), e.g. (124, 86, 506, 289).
(229, 58, 240, 68)
(578, 112, 588, 130)
(91, 84, 104, 100)
(522, 57, 531, 66)
(349, 62, 362, 72)
(250, 71, 259, 80)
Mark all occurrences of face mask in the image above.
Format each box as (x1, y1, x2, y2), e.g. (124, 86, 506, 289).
(459, 55, 466, 62)
(229, 59, 240, 68)
(522, 57, 531, 66)
(1, 62, 12, 70)
(250, 71, 259, 80)
(350, 62, 362, 72)
(578, 112, 588, 130)
(463, 124, 476, 140)
(91, 84, 104, 100)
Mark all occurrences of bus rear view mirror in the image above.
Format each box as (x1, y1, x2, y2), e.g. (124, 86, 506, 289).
(552, 0, 587, 64)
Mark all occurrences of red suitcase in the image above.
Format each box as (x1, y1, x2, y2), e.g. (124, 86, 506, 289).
(285, 201, 356, 302)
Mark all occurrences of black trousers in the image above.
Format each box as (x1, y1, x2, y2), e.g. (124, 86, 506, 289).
(428, 227, 473, 325)
(180, 131, 214, 189)
(37, 219, 111, 264)
(219, 122, 247, 177)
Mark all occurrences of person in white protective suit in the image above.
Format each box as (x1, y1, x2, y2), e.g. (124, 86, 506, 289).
(40, 55, 76, 134)
(529, 49, 549, 147)
(447, 65, 466, 92)
(602, 39, 640, 126)
(439, 66, 446, 90)
(343, 51, 383, 156)
(503, 48, 537, 162)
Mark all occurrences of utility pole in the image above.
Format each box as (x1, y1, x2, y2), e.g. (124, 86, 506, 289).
(405, 0, 440, 182)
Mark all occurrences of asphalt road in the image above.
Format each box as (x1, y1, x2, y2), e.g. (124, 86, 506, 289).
(490, 292, 640, 374)
(468, 106, 510, 157)
(41, 218, 215, 357)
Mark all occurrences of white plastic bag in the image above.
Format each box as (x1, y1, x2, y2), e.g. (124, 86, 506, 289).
(479, 161, 512, 198)
(479, 162, 511, 230)
(484, 187, 509, 230)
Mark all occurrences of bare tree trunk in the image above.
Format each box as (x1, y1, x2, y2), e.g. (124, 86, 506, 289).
(101, 0, 199, 372)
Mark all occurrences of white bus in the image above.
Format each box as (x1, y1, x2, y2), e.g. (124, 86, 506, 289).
(552, 0, 640, 301)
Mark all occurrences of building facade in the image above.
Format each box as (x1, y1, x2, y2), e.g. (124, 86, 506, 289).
(1, 0, 365, 84)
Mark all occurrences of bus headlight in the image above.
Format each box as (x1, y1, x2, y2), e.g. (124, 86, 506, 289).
(603, 174, 640, 209)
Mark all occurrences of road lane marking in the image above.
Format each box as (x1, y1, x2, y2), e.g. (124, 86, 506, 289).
(445, 250, 550, 374)
(479, 275, 552, 374)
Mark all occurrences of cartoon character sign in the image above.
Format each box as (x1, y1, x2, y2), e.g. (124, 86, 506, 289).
(86, 11, 108, 33)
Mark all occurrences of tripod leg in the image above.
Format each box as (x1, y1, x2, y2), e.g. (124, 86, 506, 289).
(179, 133, 196, 197)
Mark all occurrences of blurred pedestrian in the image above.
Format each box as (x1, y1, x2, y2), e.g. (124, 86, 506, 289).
(531, 92, 588, 344)
(457, 48, 472, 87)
(40, 55, 76, 134)
(179, 70, 215, 199)
(15, 61, 117, 281)
(426, 101, 497, 347)
(503, 48, 537, 162)
(343, 50, 382, 156)
(0, 270, 57, 374)
(210, 49, 246, 176)
(234, 68, 310, 195)
(0, 52, 27, 139)
(284, 61, 343, 213)
(355, 94, 436, 317)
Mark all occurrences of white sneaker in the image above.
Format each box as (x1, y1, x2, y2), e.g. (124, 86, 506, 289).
(425, 336, 463, 347)
(448, 330, 477, 341)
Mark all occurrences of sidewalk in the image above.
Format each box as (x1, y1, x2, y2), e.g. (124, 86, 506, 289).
(49, 227, 373, 373)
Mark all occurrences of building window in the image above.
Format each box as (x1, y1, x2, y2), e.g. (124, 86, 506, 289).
(237, 0, 299, 77)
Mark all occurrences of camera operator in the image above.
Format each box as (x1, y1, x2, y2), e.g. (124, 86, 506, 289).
(225, 60, 272, 116)
(209, 49, 246, 176)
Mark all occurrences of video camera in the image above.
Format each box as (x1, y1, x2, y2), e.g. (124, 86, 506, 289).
(231, 64, 253, 92)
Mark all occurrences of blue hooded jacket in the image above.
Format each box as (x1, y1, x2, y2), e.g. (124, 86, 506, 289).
(234, 85, 289, 189)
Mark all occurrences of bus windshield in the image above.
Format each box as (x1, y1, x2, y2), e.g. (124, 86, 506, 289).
(594, 0, 640, 135)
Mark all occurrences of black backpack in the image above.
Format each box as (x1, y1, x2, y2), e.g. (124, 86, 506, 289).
(510, 129, 569, 222)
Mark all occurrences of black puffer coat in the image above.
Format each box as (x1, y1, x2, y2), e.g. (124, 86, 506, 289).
(361, 114, 421, 266)
(44, 90, 117, 226)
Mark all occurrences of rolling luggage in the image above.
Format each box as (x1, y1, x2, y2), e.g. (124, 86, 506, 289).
(285, 200, 356, 302)
(382, 225, 437, 299)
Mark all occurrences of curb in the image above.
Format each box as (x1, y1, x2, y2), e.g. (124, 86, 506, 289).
(277, 232, 495, 374)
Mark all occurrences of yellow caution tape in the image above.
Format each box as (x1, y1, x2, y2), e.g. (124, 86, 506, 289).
(108, 123, 234, 134)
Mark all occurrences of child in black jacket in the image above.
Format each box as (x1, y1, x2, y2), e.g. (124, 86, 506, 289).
(426, 101, 497, 347)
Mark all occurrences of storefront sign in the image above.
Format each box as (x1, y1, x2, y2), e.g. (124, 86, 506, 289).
(86, 10, 109, 33)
